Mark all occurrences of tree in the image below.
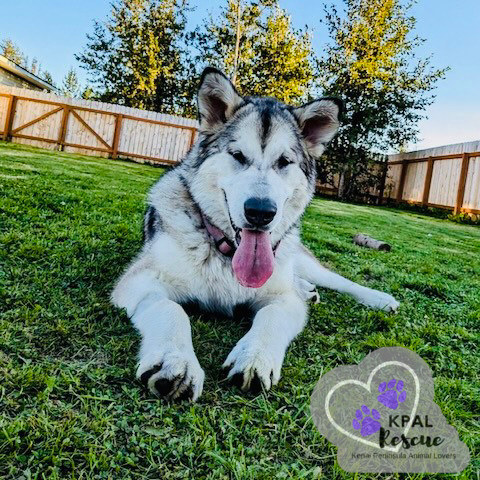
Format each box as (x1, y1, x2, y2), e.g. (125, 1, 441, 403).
(76, 0, 193, 116)
(1, 38, 26, 65)
(1, 38, 56, 86)
(41, 71, 56, 87)
(317, 0, 447, 200)
(61, 68, 81, 98)
(30, 58, 39, 75)
(194, 0, 316, 104)
(195, 0, 262, 90)
(81, 86, 95, 100)
(250, 8, 315, 103)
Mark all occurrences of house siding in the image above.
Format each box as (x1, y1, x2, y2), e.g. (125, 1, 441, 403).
(0, 67, 42, 90)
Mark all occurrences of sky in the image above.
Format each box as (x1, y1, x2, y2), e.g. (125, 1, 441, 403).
(1, 0, 479, 151)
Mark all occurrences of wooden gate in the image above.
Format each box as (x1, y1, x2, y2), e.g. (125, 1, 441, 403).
(0, 86, 198, 166)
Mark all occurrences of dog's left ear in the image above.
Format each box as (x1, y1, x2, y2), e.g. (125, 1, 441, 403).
(293, 98, 342, 156)
(197, 67, 243, 132)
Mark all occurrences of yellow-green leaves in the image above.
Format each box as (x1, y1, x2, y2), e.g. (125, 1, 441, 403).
(196, 1, 315, 105)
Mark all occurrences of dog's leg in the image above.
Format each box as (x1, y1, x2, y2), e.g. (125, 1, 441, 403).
(111, 265, 204, 401)
(295, 246, 399, 312)
(223, 293, 307, 392)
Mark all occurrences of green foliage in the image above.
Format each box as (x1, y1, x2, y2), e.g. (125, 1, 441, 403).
(77, 0, 316, 113)
(0, 38, 25, 65)
(382, 201, 451, 219)
(81, 86, 95, 100)
(41, 70, 56, 87)
(448, 212, 480, 226)
(76, 0, 195, 116)
(194, 0, 315, 103)
(318, 0, 448, 199)
(60, 67, 81, 98)
(0, 37, 55, 86)
(75, 0, 448, 187)
(0, 142, 478, 478)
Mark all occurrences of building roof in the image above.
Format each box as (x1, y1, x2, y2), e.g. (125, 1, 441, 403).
(0, 54, 58, 92)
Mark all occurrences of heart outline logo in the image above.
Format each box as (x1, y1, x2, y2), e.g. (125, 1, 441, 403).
(325, 361, 420, 452)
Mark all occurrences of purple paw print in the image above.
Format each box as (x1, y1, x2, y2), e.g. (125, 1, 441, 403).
(377, 378, 406, 409)
(352, 405, 381, 437)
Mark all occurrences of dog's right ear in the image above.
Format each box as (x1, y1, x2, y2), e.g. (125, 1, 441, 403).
(197, 67, 243, 132)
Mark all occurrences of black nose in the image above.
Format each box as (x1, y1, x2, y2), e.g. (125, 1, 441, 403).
(244, 197, 277, 227)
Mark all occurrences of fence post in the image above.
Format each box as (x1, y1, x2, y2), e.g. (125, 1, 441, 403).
(3, 95, 16, 141)
(111, 114, 123, 159)
(454, 153, 470, 215)
(377, 159, 389, 205)
(422, 156, 434, 206)
(396, 160, 408, 203)
(188, 129, 196, 150)
(57, 106, 70, 151)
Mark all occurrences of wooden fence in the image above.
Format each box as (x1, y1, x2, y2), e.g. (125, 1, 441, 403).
(0, 86, 198, 165)
(1, 86, 479, 215)
(384, 141, 480, 215)
(316, 142, 480, 215)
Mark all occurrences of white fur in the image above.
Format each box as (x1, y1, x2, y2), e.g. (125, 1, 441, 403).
(223, 292, 307, 390)
(133, 297, 205, 401)
(295, 247, 399, 312)
(111, 222, 398, 401)
(111, 70, 399, 401)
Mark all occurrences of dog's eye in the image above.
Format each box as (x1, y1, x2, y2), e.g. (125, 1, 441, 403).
(277, 155, 292, 169)
(230, 151, 247, 165)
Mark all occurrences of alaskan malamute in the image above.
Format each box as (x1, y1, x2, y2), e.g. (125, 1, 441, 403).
(112, 68, 399, 401)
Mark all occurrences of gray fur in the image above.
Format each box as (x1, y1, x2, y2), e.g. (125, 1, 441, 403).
(143, 206, 163, 243)
(111, 68, 399, 401)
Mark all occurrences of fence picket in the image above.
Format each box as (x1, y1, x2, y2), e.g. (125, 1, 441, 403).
(0, 86, 198, 167)
(2, 86, 479, 215)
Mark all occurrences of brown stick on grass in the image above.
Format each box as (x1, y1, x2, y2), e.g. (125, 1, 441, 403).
(353, 234, 391, 252)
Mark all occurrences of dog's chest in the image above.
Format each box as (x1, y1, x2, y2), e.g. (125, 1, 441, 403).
(150, 232, 256, 313)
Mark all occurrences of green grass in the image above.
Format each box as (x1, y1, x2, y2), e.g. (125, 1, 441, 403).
(0, 141, 478, 479)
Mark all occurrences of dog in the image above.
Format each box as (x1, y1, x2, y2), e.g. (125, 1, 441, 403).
(111, 67, 399, 401)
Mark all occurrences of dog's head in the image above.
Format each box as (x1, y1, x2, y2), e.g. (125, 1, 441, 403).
(188, 67, 341, 288)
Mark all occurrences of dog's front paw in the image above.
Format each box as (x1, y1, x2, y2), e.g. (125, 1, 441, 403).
(137, 345, 204, 401)
(223, 334, 284, 393)
(356, 288, 400, 312)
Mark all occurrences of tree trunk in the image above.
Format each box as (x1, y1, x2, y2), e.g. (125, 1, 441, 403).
(232, 1, 242, 86)
(337, 170, 346, 199)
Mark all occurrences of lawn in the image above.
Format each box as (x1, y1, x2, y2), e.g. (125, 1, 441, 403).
(0, 141, 478, 479)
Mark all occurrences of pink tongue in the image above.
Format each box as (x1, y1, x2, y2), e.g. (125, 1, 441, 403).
(232, 229, 274, 288)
